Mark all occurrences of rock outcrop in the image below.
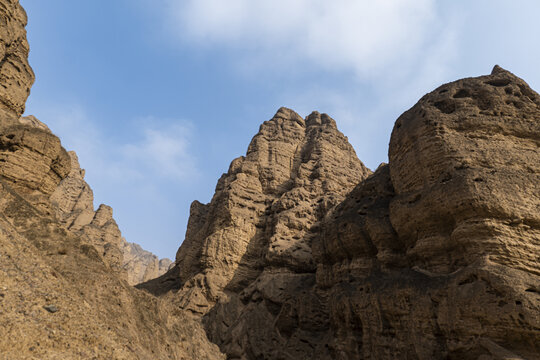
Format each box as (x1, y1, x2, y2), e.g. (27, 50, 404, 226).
(121, 241, 173, 285)
(143, 67, 540, 360)
(1, 0, 538, 358)
(49, 149, 173, 283)
(142, 108, 369, 312)
(0, 0, 34, 122)
(0, 2, 224, 358)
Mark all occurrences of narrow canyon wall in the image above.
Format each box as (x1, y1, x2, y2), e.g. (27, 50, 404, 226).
(145, 66, 540, 360)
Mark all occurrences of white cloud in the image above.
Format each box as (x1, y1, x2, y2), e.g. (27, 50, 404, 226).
(121, 120, 197, 181)
(23, 103, 198, 185)
(165, 0, 441, 77)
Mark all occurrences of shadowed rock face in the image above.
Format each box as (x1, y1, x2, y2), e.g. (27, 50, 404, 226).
(142, 67, 539, 360)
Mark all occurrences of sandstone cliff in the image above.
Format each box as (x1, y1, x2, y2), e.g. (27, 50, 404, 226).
(0, 2, 224, 358)
(49, 148, 173, 284)
(1, 0, 539, 359)
(143, 66, 540, 360)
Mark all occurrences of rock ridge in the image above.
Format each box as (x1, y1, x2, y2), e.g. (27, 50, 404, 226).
(143, 66, 540, 360)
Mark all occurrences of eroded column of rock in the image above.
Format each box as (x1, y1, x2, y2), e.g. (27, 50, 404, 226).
(389, 65, 540, 275)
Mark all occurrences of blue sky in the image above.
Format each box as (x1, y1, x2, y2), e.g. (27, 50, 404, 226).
(21, 0, 540, 259)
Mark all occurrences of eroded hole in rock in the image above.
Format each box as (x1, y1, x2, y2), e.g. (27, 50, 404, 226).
(486, 78, 511, 87)
(439, 89, 448, 94)
(513, 100, 524, 109)
(434, 99, 456, 114)
(408, 193, 421, 204)
(458, 274, 478, 286)
(473, 177, 484, 182)
(525, 288, 539, 295)
(453, 89, 471, 98)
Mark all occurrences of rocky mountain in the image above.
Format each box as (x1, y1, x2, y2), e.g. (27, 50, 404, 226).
(49, 146, 173, 285)
(0, 2, 221, 359)
(0, 0, 539, 359)
(143, 67, 540, 359)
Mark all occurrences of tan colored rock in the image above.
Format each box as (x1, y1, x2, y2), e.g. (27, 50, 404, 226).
(121, 241, 173, 285)
(0, 176, 225, 360)
(145, 68, 539, 360)
(51, 150, 172, 279)
(0, 118, 71, 214)
(389, 65, 540, 276)
(0, 4, 224, 354)
(0, 0, 34, 122)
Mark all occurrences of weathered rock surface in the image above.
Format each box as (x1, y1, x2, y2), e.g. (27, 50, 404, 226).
(49, 149, 173, 283)
(143, 67, 540, 360)
(142, 108, 369, 312)
(0, 0, 34, 122)
(1, 1, 539, 358)
(0, 3, 224, 359)
(121, 241, 173, 285)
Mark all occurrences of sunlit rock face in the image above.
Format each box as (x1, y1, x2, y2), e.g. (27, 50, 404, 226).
(146, 67, 539, 360)
(0, 3, 224, 358)
(0, 0, 34, 122)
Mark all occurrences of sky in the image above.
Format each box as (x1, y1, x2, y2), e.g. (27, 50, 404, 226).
(20, 0, 540, 259)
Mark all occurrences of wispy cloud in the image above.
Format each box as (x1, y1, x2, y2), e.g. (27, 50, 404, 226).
(163, 0, 444, 78)
(24, 103, 199, 185)
(121, 119, 197, 181)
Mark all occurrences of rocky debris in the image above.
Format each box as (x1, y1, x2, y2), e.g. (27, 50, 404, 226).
(0, 178, 225, 359)
(0, 0, 34, 122)
(43, 304, 58, 313)
(121, 241, 173, 285)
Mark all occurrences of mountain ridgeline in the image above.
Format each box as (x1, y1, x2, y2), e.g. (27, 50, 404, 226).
(0, 1, 538, 359)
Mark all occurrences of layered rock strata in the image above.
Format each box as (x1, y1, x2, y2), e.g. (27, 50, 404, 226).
(0, 0, 34, 122)
(121, 241, 173, 285)
(144, 67, 540, 360)
(0, 2, 224, 358)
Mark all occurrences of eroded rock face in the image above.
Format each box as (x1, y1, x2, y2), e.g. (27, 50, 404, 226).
(50, 150, 172, 281)
(389, 65, 540, 276)
(0, 0, 34, 121)
(0, 3, 224, 356)
(121, 241, 173, 285)
(150, 67, 540, 360)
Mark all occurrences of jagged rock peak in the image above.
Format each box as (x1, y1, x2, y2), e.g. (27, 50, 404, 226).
(153, 69, 540, 359)
(305, 110, 337, 128)
(142, 107, 370, 313)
